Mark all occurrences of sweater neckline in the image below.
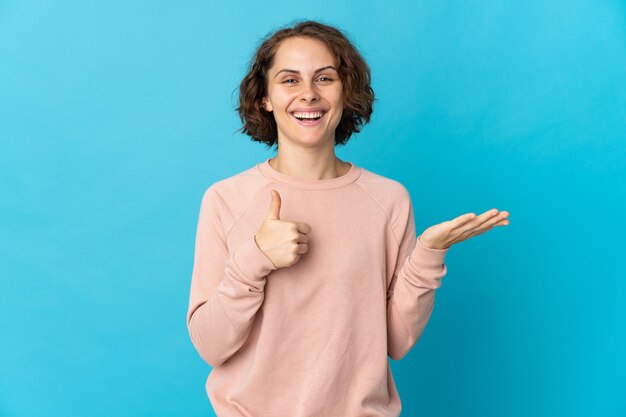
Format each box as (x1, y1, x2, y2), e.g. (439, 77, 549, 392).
(257, 158, 362, 190)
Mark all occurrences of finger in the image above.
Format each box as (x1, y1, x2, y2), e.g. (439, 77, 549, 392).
(495, 217, 510, 226)
(489, 212, 510, 225)
(454, 209, 502, 234)
(453, 213, 478, 228)
(474, 209, 506, 226)
(297, 243, 308, 254)
(478, 212, 509, 230)
(295, 222, 312, 234)
(489, 211, 509, 227)
(296, 232, 309, 243)
(468, 212, 510, 235)
(267, 190, 281, 220)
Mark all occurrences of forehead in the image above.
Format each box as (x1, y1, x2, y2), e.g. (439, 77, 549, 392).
(271, 37, 336, 69)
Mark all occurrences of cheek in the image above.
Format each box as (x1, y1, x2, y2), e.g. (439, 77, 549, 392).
(332, 91, 344, 107)
(332, 95, 344, 115)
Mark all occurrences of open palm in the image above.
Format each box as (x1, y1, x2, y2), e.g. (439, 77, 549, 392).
(418, 209, 510, 250)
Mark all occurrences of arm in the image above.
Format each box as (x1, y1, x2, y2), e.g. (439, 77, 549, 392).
(386, 192, 448, 361)
(186, 186, 277, 367)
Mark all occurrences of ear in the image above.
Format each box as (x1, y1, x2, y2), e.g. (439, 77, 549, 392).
(262, 97, 273, 112)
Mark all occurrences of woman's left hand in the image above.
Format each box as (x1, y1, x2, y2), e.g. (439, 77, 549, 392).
(418, 208, 510, 250)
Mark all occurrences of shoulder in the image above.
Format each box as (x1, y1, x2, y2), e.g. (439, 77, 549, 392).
(199, 163, 270, 216)
(355, 167, 415, 242)
(355, 167, 412, 207)
(201, 163, 266, 198)
(353, 167, 414, 233)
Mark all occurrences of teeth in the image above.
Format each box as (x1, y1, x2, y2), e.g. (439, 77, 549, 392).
(292, 111, 324, 119)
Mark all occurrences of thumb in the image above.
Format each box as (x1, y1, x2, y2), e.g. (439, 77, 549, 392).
(266, 189, 281, 220)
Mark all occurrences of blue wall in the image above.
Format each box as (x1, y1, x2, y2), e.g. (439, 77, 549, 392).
(1, 1, 624, 416)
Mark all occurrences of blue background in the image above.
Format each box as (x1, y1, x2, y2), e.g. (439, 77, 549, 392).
(1, 1, 625, 416)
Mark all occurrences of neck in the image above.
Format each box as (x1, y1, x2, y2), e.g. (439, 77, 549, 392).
(269, 154, 349, 180)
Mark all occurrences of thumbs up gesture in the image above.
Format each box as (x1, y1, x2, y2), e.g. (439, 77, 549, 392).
(254, 190, 312, 269)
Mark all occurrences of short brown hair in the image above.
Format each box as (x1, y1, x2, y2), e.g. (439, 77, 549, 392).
(235, 19, 375, 150)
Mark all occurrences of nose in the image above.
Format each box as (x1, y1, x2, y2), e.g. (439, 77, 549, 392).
(300, 79, 319, 102)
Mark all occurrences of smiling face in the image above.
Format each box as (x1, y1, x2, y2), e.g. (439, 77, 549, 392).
(262, 36, 343, 148)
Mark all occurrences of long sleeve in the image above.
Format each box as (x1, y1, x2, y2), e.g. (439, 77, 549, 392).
(186, 186, 277, 367)
(386, 191, 449, 361)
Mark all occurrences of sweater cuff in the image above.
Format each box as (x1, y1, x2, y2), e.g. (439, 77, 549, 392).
(232, 235, 277, 281)
(412, 237, 450, 269)
(403, 236, 449, 288)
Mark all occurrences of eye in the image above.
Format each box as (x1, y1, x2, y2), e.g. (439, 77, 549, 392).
(282, 76, 334, 84)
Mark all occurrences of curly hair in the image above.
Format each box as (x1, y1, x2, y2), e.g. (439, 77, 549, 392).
(234, 19, 375, 150)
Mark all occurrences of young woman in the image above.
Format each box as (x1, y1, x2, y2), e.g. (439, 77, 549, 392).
(186, 20, 510, 417)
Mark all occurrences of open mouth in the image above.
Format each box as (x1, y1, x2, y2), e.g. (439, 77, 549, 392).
(290, 111, 327, 126)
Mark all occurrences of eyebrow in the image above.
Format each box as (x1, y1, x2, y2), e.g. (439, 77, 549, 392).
(274, 66, 338, 78)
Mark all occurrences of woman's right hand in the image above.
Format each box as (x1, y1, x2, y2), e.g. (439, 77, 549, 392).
(254, 190, 311, 269)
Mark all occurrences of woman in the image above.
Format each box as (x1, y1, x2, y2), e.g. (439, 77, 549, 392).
(186, 20, 510, 416)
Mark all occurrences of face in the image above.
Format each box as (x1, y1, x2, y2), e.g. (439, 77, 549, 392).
(262, 36, 343, 148)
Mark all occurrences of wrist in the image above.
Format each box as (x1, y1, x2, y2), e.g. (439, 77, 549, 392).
(418, 235, 448, 250)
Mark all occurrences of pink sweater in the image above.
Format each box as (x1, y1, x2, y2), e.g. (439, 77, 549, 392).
(187, 158, 449, 417)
